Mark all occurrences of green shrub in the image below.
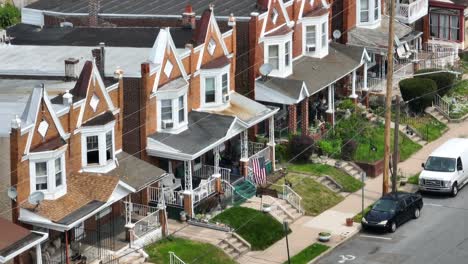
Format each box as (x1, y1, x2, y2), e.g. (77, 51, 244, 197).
(459, 51, 468, 62)
(289, 135, 315, 162)
(338, 99, 355, 111)
(399, 78, 437, 113)
(0, 3, 20, 29)
(415, 68, 456, 96)
(275, 143, 289, 162)
(318, 139, 341, 157)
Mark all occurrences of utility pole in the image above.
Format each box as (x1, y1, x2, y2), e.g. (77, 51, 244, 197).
(284, 221, 291, 264)
(383, 0, 396, 196)
(392, 95, 400, 193)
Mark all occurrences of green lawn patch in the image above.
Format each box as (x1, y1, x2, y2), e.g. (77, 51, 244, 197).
(285, 243, 330, 264)
(270, 174, 344, 216)
(212, 207, 287, 250)
(353, 204, 373, 223)
(145, 237, 235, 264)
(407, 173, 420, 185)
(288, 163, 364, 192)
(399, 114, 447, 142)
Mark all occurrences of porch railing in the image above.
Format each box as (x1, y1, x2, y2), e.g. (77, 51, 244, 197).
(148, 187, 184, 207)
(355, 76, 385, 92)
(283, 184, 304, 215)
(124, 202, 159, 224)
(169, 251, 186, 264)
(193, 164, 231, 183)
(396, 0, 427, 23)
(248, 141, 266, 157)
(192, 177, 217, 204)
(133, 209, 161, 239)
(433, 94, 450, 118)
(248, 145, 271, 162)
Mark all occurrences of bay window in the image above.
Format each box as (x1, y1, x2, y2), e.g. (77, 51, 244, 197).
(86, 135, 99, 164)
(161, 99, 173, 121)
(81, 121, 116, 172)
(268, 45, 279, 70)
(157, 94, 187, 133)
(29, 150, 66, 200)
(358, 0, 381, 27)
(429, 8, 461, 42)
(302, 13, 329, 58)
(106, 131, 113, 161)
(200, 65, 231, 107)
(285, 42, 291, 67)
(305, 25, 316, 51)
(178, 96, 185, 123)
(321, 22, 327, 48)
(263, 33, 293, 78)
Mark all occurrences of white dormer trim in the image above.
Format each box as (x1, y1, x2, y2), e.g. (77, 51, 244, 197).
(80, 120, 116, 173)
(302, 12, 329, 58)
(357, 0, 381, 29)
(262, 32, 293, 78)
(298, 0, 330, 20)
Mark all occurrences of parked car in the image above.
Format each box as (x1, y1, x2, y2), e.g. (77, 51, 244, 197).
(361, 192, 423, 233)
(419, 138, 468, 197)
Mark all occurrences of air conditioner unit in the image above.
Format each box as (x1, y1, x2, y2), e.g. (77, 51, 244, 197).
(223, 94, 230, 103)
(162, 120, 174, 129)
(306, 45, 316, 53)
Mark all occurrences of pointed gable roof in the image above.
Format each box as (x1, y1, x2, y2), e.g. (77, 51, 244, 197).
(193, 9, 212, 45)
(69, 61, 93, 102)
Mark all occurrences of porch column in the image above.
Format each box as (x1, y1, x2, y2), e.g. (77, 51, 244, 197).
(267, 115, 276, 172)
(301, 99, 309, 136)
(36, 244, 43, 264)
(183, 160, 193, 218)
(326, 85, 335, 126)
(288, 104, 297, 134)
(362, 62, 370, 108)
(240, 130, 249, 177)
(349, 70, 358, 104)
(158, 194, 168, 237)
(213, 145, 222, 193)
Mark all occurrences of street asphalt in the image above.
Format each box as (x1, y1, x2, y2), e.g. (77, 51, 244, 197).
(317, 188, 468, 264)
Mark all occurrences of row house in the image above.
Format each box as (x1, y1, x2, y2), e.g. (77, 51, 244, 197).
(0, 45, 168, 262)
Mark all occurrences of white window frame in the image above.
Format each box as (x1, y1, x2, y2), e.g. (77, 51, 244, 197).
(164, 60, 173, 77)
(29, 148, 67, 200)
(263, 33, 293, 78)
(357, 0, 381, 28)
(302, 13, 329, 58)
(156, 85, 188, 134)
(200, 64, 231, 108)
(208, 38, 217, 56)
(81, 121, 116, 173)
(271, 8, 279, 24)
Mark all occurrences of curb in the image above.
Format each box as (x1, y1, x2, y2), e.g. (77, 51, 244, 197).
(309, 226, 361, 264)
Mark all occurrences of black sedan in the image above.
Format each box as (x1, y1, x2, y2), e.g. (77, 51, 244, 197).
(361, 192, 423, 233)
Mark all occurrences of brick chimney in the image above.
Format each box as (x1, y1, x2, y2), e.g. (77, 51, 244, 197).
(182, 4, 196, 29)
(256, 0, 269, 11)
(92, 42, 105, 78)
(88, 0, 100, 27)
(64, 58, 79, 81)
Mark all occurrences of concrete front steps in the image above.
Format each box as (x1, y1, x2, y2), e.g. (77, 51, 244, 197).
(269, 197, 303, 224)
(317, 175, 342, 193)
(116, 248, 148, 264)
(426, 106, 450, 124)
(218, 232, 251, 259)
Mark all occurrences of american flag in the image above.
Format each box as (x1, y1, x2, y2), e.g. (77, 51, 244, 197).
(251, 156, 267, 185)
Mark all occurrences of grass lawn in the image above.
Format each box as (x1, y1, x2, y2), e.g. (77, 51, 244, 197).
(212, 207, 287, 250)
(407, 173, 420, 185)
(270, 174, 344, 216)
(353, 204, 373, 223)
(399, 114, 447, 142)
(285, 243, 330, 264)
(288, 163, 364, 193)
(354, 125, 422, 163)
(145, 237, 236, 264)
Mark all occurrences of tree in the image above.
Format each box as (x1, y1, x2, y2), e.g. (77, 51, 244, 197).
(288, 135, 315, 162)
(0, 3, 20, 29)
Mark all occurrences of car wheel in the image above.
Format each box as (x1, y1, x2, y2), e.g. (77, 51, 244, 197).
(452, 183, 458, 197)
(389, 222, 397, 233)
(413, 208, 421, 219)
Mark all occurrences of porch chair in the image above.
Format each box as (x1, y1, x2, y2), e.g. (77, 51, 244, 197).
(161, 174, 181, 190)
(193, 179, 209, 201)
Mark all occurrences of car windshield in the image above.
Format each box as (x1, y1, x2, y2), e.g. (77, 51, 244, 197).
(425, 156, 456, 172)
(372, 199, 397, 213)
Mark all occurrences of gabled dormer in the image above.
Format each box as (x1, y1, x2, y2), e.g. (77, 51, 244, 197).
(17, 87, 69, 200)
(357, 0, 382, 28)
(298, 0, 330, 58)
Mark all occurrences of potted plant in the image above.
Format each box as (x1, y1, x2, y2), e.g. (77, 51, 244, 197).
(180, 211, 187, 222)
(262, 203, 272, 213)
(346, 218, 353, 227)
(318, 232, 332, 242)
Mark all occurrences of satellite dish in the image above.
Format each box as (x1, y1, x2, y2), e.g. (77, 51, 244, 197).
(333, 29, 342, 40)
(259, 63, 273, 77)
(7, 186, 17, 201)
(28, 191, 45, 206)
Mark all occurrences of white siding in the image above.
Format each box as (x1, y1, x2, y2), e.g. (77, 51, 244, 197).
(21, 8, 44, 27)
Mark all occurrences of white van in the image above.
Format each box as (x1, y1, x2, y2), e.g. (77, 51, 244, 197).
(419, 138, 468, 197)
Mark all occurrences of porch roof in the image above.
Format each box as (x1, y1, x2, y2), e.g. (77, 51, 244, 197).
(255, 43, 366, 105)
(113, 152, 167, 191)
(147, 111, 237, 160)
(348, 15, 414, 53)
(0, 218, 48, 263)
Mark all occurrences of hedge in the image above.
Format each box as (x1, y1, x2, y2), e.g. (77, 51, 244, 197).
(399, 78, 437, 113)
(0, 3, 20, 29)
(415, 68, 456, 96)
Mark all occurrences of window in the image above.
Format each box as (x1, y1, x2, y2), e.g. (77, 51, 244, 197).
(424, 156, 456, 172)
(429, 10, 461, 41)
(205, 77, 216, 103)
(86, 135, 99, 164)
(35, 162, 48, 190)
(321, 22, 327, 48)
(457, 157, 463, 171)
(55, 158, 62, 187)
(285, 42, 290, 67)
(306, 25, 316, 49)
(178, 96, 185, 123)
(208, 38, 216, 56)
(106, 131, 113, 161)
(271, 8, 278, 24)
(360, 0, 369, 23)
(90, 94, 100, 112)
(161, 100, 172, 121)
(164, 61, 173, 77)
(374, 0, 379, 20)
(268, 45, 279, 70)
(222, 73, 228, 96)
